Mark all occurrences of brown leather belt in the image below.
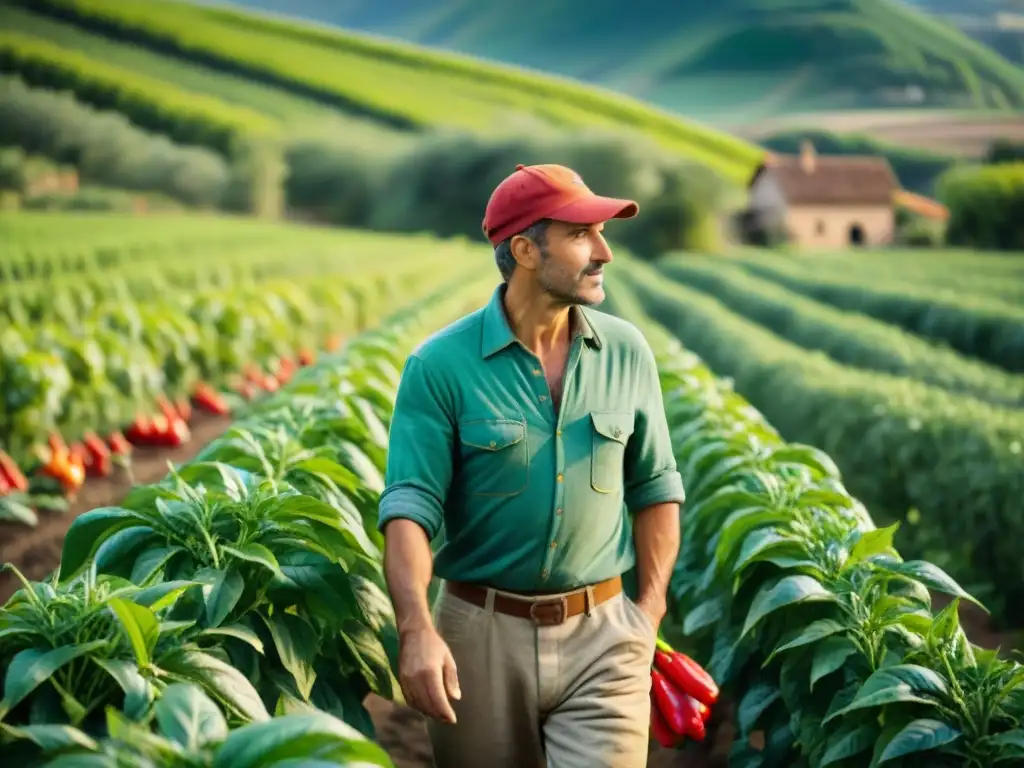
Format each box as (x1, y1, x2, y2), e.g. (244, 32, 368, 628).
(445, 575, 622, 626)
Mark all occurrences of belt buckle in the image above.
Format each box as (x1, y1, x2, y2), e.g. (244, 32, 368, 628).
(528, 596, 568, 626)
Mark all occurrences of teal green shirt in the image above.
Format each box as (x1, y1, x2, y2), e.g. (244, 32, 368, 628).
(377, 283, 685, 592)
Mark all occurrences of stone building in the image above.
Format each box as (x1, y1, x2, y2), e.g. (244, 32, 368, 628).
(743, 141, 900, 248)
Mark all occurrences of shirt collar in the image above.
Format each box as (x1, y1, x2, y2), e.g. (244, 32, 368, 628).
(481, 283, 602, 359)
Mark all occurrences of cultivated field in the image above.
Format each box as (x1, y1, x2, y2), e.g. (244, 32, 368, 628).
(1, 214, 1022, 768)
(2, 2, 1024, 767)
(735, 109, 1024, 156)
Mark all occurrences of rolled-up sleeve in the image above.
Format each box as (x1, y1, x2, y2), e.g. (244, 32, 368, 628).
(377, 354, 453, 540)
(624, 341, 686, 513)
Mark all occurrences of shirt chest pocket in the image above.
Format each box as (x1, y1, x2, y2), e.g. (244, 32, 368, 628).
(457, 418, 529, 497)
(590, 411, 634, 494)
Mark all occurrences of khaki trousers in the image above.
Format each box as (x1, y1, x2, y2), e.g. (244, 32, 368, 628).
(427, 583, 656, 768)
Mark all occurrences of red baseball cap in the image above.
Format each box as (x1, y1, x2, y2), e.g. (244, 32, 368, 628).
(481, 163, 639, 246)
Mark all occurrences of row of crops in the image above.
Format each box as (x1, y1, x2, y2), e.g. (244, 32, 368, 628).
(3, 252, 1019, 766)
(0, 218, 1020, 765)
(603, 279, 1024, 768)
(619, 253, 1024, 628)
(0, 213, 486, 525)
(0, 270, 497, 767)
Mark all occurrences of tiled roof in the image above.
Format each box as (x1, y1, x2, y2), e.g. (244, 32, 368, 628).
(751, 145, 899, 206)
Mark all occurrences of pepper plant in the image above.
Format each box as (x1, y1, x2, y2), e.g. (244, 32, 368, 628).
(603, 278, 1024, 767)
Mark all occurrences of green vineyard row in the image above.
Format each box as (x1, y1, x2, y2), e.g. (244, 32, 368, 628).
(605, 278, 1024, 768)
(724, 253, 1024, 374)
(0, 31, 278, 157)
(734, 249, 1024, 307)
(0, 273, 496, 767)
(14, 0, 761, 179)
(657, 256, 1024, 408)
(619, 257, 1024, 626)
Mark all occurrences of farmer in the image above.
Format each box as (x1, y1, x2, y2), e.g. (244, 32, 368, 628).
(378, 163, 685, 767)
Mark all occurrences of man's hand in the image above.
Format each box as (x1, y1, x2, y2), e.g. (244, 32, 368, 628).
(635, 593, 667, 636)
(398, 626, 461, 724)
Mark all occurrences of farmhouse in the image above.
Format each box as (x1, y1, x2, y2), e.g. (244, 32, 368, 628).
(743, 141, 900, 248)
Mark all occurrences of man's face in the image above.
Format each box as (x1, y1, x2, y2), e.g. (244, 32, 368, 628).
(532, 221, 614, 307)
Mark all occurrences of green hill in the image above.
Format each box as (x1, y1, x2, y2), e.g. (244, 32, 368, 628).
(0, 0, 761, 181)
(222, 0, 1024, 122)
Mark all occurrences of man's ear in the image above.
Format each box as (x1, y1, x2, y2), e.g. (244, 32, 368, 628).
(509, 234, 541, 272)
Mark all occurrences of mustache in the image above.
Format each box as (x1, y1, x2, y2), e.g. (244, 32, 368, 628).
(584, 265, 604, 275)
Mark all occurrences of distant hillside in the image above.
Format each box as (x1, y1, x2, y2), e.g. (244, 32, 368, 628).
(0, 0, 761, 181)
(905, 0, 1024, 64)
(221, 0, 1024, 122)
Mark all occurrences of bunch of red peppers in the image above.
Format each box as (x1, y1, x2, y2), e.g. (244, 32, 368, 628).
(649, 638, 719, 748)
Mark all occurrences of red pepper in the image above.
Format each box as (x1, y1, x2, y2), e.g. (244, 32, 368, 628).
(679, 694, 707, 741)
(83, 432, 111, 477)
(654, 648, 719, 706)
(651, 668, 688, 737)
(697, 699, 711, 722)
(0, 450, 29, 492)
(107, 431, 132, 456)
(650, 691, 682, 748)
(192, 383, 230, 416)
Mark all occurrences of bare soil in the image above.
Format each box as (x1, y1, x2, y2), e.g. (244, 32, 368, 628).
(0, 412, 233, 601)
(0, 413, 1017, 768)
(733, 109, 1024, 156)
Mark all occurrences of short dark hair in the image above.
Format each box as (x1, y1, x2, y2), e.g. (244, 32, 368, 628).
(493, 219, 551, 281)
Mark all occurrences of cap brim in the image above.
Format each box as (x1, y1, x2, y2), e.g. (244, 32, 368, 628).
(548, 194, 639, 225)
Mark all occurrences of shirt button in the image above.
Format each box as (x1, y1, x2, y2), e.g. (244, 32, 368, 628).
(556, 429, 562, 436)
(556, 473, 563, 482)
(539, 395, 547, 402)
(550, 541, 557, 549)
(533, 368, 542, 376)
(556, 507, 563, 515)
(541, 569, 549, 579)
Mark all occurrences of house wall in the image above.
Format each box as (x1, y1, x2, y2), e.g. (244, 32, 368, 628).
(785, 205, 894, 248)
(748, 174, 787, 224)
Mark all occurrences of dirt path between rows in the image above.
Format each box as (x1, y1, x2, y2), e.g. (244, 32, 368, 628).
(0, 412, 233, 601)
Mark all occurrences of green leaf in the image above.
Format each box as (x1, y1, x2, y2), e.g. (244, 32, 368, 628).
(199, 624, 265, 654)
(108, 598, 159, 667)
(222, 543, 281, 576)
(154, 682, 229, 751)
(59, 507, 150, 582)
(825, 665, 949, 722)
(131, 545, 185, 585)
(876, 559, 986, 611)
(212, 712, 391, 768)
(820, 722, 878, 766)
(0, 722, 98, 752)
(682, 596, 725, 635)
(764, 619, 846, 666)
(0, 640, 108, 716)
(736, 682, 780, 737)
(878, 719, 961, 762)
(811, 636, 859, 689)
(847, 523, 899, 566)
(92, 658, 152, 720)
(741, 575, 836, 639)
(158, 649, 269, 723)
(93, 526, 157, 577)
(264, 612, 318, 701)
(132, 580, 202, 611)
(205, 569, 245, 629)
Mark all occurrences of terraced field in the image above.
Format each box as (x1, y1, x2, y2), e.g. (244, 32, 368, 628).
(0, 0, 762, 182)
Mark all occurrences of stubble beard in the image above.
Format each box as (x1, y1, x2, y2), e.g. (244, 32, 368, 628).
(538, 250, 604, 308)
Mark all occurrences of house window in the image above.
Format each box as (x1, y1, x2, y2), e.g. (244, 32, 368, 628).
(816, 220, 826, 235)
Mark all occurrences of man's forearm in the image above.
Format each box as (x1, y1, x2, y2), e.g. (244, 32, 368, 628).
(633, 501, 681, 610)
(383, 518, 436, 637)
